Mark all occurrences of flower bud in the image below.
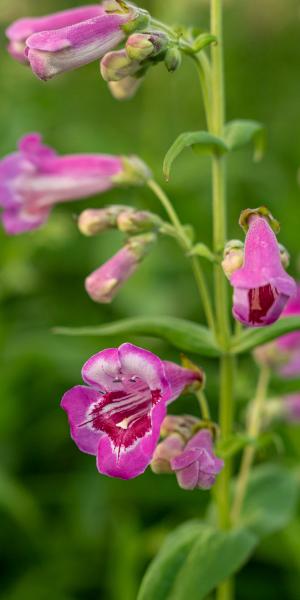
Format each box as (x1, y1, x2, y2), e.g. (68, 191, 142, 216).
(221, 240, 244, 279)
(126, 31, 168, 61)
(108, 76, 142, 100)
(117, 209, 161, 234)
(279, 243, 290, 269)
(164, 47, 182, 72)
(100, 49, 139, 82)
(151, 434, 184, 474)
(160, 415, 199, 441)
(78, 206, 131, 236)
(85, 233, 156, 303)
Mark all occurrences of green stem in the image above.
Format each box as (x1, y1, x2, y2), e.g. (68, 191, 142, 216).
(231, 366, 270, 523)
(147, 179, 216, 333)
(192, 54, 213, 131)
(195, 389, 211, 420)
(209, 1, 234, 599)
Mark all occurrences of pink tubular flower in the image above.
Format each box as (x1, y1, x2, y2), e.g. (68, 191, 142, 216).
(230, 215, 296, 327)
(24, 6, 137, 81)
(61, 344, 202, 479)
(0, 133, 145, 235)
(171, 430, 224, 490)
(6, 5, 105, 64)
(85, 234, 156, 303)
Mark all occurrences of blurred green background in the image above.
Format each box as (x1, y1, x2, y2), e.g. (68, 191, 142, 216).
(1, 0, 300, 598)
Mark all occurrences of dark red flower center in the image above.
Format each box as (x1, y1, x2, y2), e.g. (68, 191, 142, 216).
(82, 377, 161, 452)
(248, 284, 278, 324)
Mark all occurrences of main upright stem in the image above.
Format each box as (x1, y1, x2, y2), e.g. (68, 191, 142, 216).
(209, 1, 235, 599)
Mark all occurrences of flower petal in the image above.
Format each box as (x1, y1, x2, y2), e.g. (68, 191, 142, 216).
(118, 343, 170, 393)
(82, 348, 121, 390)
(61, 385, 103, 455)
(176, 462, 200, 490)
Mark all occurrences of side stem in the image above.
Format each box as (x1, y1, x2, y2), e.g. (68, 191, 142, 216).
(231, 366, 270, 523)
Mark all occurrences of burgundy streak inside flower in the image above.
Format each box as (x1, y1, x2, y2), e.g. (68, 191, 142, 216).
(61, 344, 202, 479)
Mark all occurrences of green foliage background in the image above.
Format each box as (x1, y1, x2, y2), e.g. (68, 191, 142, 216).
(0, 0, 300, 598)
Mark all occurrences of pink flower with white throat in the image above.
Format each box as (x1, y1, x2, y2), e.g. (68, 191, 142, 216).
(0, 133, 148, 235)
(6, 5, 105, 64)
(61, 344, 202, 479)
(230, 208, 296, 327)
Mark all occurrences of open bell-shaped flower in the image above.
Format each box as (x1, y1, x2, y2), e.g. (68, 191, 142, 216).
(230, 209, 296, 327)
(61, 343, 202, 479)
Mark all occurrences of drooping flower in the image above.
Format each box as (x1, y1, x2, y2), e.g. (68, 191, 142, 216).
(171, 429, 224, 490)
(61, 344, 203, 479)
(85, 233, 156, 303)
(6, 5, 105, 64)
(23, 4, 139, 81)
(0, 133, 148, 235)
(254, 283, 300, 377)
(230, 211, 296, 327)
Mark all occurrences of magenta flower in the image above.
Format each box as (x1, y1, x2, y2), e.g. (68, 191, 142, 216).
(23, 6, 136, 81)
(85, 234, 156, 303)
(170, 429, 224, 490)
(0, 133, 141, 235)
(6, 5, 105, 64)
(61, 344, 202, 479)
(230, 215, 296, 327)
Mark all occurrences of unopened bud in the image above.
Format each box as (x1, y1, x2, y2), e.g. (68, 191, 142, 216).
(114, 156, 152, 185)
(108, 76, 142, 100)
(78, 206, 131, 236)
(221, 240, 244, 279)
(151, 434, 184, 474)
(100, 49, 139, 82)
(279, 243, 290, 269)
(164, 47, 182, 72)
(160, 415, 199, 441)
(117, 209, 161, 234)
(126, 31, 168, 61)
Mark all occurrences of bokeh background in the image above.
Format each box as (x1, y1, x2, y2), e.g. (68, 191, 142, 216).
(1, 0, 300, 598)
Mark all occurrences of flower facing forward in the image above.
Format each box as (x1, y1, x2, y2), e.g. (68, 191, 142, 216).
(0, 133, 148, 234)
(254, 283, 300, 377)
(6, 5, 105, 63)
(7, 2, 139, 80)
(230, 211, 296, 327)
(61, 344, 203, 479)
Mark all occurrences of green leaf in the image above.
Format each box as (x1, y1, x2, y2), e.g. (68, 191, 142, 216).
(138, 521, 256, 600)
(240, 463, 299, 539)
(53, 316, 220, 357)
(190, 33, 217, 53)
(163, 131, 228, 181)
(188, 242, 218, 263)
(224, 119, 266, 161)
(231, 316, 300, 354)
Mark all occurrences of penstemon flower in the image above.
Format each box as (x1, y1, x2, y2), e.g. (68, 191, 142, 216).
(61, 344, 203, 479)
(230, 210, 296, 327)
(6, 5, 105, 64)
(19, 4, 139, 81)
(85, 233, 156, 303)
(0, 133, 148, 234)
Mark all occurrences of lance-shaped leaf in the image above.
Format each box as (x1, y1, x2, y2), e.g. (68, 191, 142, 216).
(231, 316, 300, 355)
(54, 316, 220, 357)
(183, 33, 217, 54)
(239, 464, 299, 539)
(224, 119, 266, 161)
(188, 242, 218, 263)
(137, 521, 257, 600)
(163, 131, 228, 181)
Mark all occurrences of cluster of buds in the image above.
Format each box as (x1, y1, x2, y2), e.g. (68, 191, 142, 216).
(6, 1, 180, 99)
(151, 415, 224, 490)
(222, 207, 296, 327)
(78, 205, 164, 303)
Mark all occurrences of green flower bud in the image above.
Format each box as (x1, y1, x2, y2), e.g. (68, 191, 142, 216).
(117, 210, 162, 234)
(221, 240, 244, 279)
(108, 76, 142, 100)
(279, 243, 290, 269)
(100, 49, 139, 82)
(126, 31, 168, 61)
(164, 46, 182, 72)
